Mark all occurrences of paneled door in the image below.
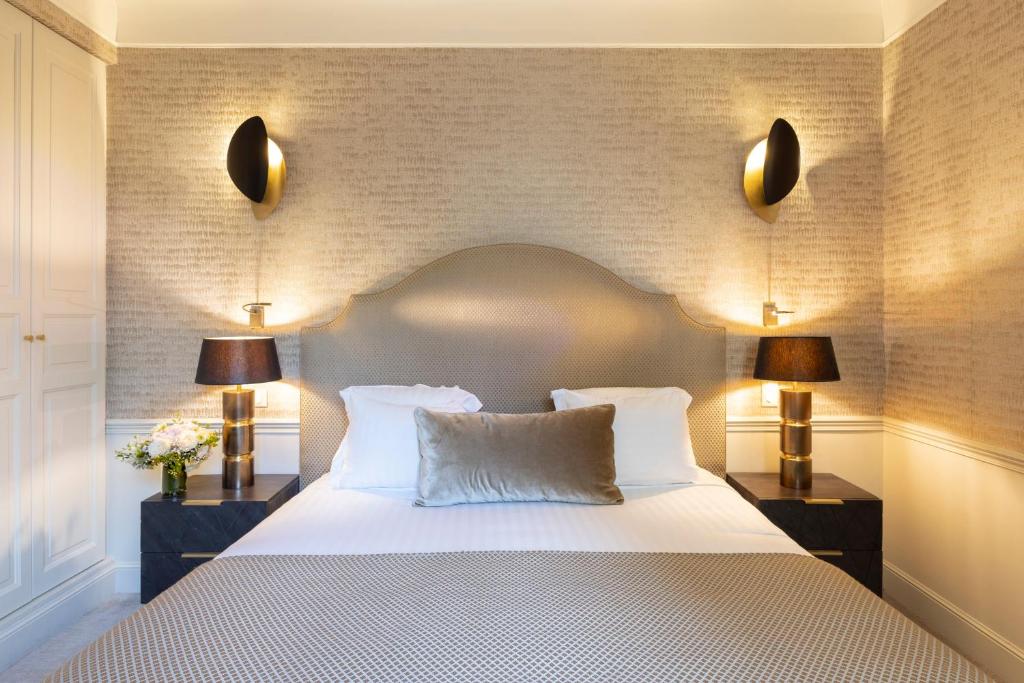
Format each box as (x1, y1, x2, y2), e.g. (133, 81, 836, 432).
(0, 2, 33, 617)
(30, 22, 106, 594)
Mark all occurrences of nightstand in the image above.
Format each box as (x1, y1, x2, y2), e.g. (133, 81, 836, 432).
(726, 472, 882, 595)
(140, 474, 299, 603)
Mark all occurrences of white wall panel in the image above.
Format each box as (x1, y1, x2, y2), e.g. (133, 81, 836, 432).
(884, 429, 1024, 683)
(30, 21, 106, 595)
(0, 1, 33, 620)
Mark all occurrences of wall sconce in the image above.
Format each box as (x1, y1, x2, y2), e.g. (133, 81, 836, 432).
(227, 116, 286, 219)
(743, 118, 800, 224)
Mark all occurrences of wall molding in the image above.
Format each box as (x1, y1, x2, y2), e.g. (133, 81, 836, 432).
(109, 416, 882, 436)
(726, 415, 884, 433)
(884, 418, 1024, 475)
(107, 416, 1022, 474)
(0, 558, 116, 671)
(4, 0, 116, 63)
(884, 560, 1023, 682)
(106, 417, 299, 436)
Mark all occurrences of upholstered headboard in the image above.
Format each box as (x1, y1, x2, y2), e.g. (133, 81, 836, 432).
(300, 244, 726, 486)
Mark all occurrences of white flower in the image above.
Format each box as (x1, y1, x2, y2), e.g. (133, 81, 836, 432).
(150, 435, 173, 456)
(173, 428, 199, 451)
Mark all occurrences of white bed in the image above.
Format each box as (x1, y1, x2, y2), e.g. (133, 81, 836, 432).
(49, 246, 989, 682)
(222, 469, 806, 558)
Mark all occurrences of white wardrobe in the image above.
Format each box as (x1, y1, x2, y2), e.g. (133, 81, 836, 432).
(0, 0, 106, 629)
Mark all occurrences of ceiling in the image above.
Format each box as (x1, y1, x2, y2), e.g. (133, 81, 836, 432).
(59, 0, 949, 47)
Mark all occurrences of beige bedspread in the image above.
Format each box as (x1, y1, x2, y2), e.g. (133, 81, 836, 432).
(48, 552, 991, 682)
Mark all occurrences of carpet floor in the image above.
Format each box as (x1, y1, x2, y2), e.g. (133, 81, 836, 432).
(0, 595, 140, 683)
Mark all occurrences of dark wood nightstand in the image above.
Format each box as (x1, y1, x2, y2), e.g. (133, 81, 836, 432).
(140, 474, 299, 603)
(726, 472, 882, 595)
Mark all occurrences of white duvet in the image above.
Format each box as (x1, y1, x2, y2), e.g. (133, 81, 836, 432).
(222, 469, 806, 558)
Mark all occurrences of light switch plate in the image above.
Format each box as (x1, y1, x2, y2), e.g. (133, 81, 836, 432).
(761, 382, 780, 408)
(253, 387, 268, 408)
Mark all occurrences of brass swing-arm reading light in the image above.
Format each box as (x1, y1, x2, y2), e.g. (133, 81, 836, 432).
(745, 118, 801, 325)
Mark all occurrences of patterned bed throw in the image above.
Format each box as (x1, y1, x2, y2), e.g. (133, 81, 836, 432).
(48, 552, 991, 682)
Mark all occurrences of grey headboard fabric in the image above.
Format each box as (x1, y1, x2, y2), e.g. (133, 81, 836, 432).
(300, 244, 726, 486)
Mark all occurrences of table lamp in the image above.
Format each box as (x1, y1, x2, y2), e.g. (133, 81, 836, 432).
(195, 336, 282, 489)
(753, 336, 840, 489)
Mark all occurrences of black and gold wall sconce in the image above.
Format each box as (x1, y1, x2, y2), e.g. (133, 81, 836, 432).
(743, 118, 800, 224)
(227, 116, 286, 219)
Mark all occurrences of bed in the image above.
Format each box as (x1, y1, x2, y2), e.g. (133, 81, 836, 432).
(49, 244, 989, 681)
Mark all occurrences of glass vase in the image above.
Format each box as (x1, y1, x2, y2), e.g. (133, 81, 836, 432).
(161, 465, 187, 498)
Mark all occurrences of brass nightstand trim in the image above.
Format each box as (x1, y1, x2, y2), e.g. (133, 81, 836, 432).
(180, 499, 225, 507)
(804, 498, 844, 505)
(810, 549, 844, 557)
(180, 552, 218, 559)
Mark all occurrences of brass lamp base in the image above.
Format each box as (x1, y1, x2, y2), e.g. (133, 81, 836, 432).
(222, 454, 254, 489)
(222, 387, 255, 489)
(780, 454, 812, 489)
(779, 388, 813, 490)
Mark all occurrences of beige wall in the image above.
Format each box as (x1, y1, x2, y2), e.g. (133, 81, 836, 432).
(883, 0, 1023, 452)
(106, 48, 884, 420)
(882, 1, 1024, 679)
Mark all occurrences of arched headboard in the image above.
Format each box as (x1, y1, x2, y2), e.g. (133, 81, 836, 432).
(300, 244, 726, 485)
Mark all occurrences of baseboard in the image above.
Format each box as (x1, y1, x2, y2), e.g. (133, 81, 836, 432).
(884, 561, 1023, 683)
(0, 558, 116, 671)
(114, 561, 141, 594)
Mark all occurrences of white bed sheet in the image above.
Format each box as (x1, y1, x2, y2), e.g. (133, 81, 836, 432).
(221, 468, 806, 558)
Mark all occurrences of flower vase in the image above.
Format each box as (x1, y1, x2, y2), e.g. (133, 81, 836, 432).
(161, 466, 187, 498)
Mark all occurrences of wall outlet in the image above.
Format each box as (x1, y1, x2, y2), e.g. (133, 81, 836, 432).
(253, 387, 268, 408)
(761, 382, 780, 408)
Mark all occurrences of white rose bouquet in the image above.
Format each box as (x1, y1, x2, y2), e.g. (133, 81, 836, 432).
(116, 417, 220, 495)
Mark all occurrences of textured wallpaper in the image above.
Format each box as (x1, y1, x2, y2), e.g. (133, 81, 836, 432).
(107, 48, 883, 419)
(883, 0, 1024, 451)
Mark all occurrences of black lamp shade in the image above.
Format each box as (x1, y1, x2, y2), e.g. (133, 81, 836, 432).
(753, 336, 840, 383)
(762, 118, 800, 205)
(226, 116, 269, 203)
(195, 337, 282, 385)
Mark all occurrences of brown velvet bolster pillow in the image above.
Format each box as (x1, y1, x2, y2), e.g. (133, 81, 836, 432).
(413, 404, 623, 507)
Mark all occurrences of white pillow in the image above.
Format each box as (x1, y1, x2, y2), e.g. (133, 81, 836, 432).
(330, 386, 483, 489)
(550, 387, 698, 485)
(340, 384, 483, 412)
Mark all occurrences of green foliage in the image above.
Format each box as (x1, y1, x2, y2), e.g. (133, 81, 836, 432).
(115, 416, 220, 473)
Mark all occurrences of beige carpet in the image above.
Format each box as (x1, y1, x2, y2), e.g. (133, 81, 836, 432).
(0, 595, 140, 683)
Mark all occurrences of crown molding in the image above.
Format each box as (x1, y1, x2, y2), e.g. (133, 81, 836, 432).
(881, 0, 950, 47)
(115, 42, 882, 50)
(5, 0, 117, 63)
